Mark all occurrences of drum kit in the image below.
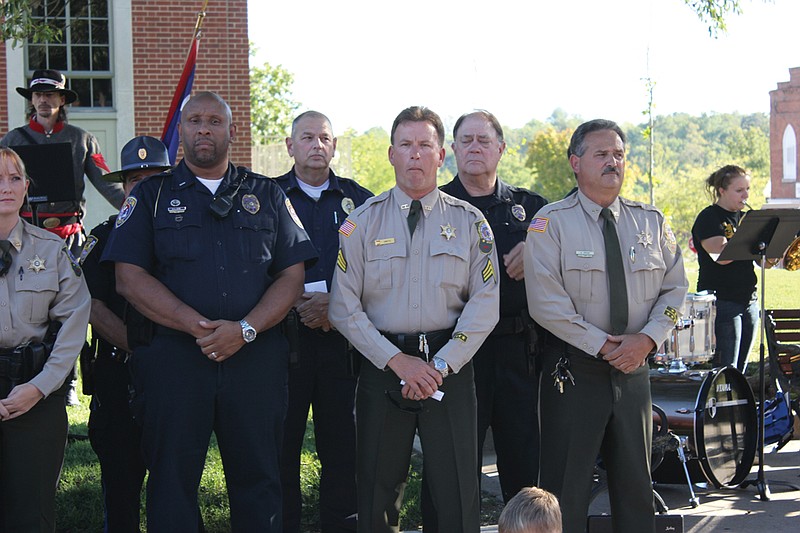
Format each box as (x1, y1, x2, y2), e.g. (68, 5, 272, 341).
(649, 292, 759, 506)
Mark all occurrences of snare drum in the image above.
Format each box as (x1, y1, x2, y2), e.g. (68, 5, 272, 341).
(650, 366, 757, 488)
(654, 292, 716, 366)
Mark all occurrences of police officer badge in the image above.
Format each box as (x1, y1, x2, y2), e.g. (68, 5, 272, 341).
(511, 204, 526, 221)
(242, 194, 260, 214)
(342, 197, 355, 214)
(138, 147, 147, 160)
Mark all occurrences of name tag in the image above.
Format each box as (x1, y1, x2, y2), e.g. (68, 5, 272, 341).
(576, 250, 594, 258)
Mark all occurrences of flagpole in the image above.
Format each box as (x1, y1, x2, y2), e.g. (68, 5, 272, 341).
(160, 0, 210, 163)
(192, 0, 210, 41)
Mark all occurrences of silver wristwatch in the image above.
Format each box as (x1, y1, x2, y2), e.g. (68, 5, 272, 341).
(240, 319, 257, 343)
(432, 356, 449, 378)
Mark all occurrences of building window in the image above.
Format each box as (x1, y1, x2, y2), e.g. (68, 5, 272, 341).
(26, 0, 112, 109)
(783, 124, 797, 183)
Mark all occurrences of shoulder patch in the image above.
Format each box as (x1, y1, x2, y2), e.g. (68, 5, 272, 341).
(663, 221, 677, 254)
(78, 235, 99, 265)
(63, 246, 82, 277)
(339, 218, 356, 237)
(286, 198, 305, 229)
(476, 219, 494, 254)
(337, 249, 347, 272)
(528, 217, 549, 233)
(116, 196, 137, 228)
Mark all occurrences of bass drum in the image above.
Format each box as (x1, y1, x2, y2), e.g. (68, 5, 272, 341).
(650, 366, 757, 488)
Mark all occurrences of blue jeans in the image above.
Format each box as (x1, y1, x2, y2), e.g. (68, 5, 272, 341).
(714, 297, 759, 373)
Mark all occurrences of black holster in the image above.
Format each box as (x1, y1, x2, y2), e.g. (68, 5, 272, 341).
(282, 309, 300, 367)
(80, 339, 98, 395)
(0, 321, 61, 399)
(521, 310, 542, 376)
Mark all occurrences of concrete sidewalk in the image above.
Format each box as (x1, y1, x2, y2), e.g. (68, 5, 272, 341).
(407, 437, 800, 532)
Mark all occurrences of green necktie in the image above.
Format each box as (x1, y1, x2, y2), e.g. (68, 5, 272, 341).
(600, 208, 628, 335)
(407, 200, 422, 236)
(0, 240, 12, 277)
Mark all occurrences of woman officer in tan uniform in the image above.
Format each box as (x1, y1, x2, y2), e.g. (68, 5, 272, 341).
(0, 147, 90, 532)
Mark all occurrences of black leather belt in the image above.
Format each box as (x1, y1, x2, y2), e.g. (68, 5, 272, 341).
(543, 335, 596, 359)
(382, 328, 453, 359)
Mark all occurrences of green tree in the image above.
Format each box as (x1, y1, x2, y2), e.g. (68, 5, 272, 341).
(345, 127, 395, 195)
(525, 127, 575, 201)
(1, 0, 62, 46)
(249, 45, 299, 145)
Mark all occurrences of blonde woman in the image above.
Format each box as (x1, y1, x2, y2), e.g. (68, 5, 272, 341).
(0, 147, 90, 532)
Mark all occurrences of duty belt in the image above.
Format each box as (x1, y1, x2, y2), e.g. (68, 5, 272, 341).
(96, 338, 131, 364)
(382, 328, 454, 361)
(542, 333, 598, 359)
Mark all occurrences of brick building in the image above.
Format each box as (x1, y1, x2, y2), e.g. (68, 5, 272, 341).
(1, 0, 251, 228)
(769, 67, 800, 209)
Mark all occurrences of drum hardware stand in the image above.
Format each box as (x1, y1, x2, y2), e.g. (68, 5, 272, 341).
(672, 434, 701, 507)
(665, 357, 689, 374)
(718, 208, 800, 501)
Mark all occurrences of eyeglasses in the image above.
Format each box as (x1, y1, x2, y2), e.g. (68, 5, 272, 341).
(384, 389, 424, 414)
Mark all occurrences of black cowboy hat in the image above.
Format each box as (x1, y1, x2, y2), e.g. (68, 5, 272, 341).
(16, 69, 79, 104)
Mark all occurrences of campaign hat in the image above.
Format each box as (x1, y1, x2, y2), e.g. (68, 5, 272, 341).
(103, 136, 171, 183)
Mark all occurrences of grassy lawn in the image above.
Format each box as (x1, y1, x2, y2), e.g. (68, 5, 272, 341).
(58, 402, 503, 532)
(54, 260, 798, 531)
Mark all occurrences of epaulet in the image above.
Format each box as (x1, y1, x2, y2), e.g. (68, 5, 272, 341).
(363, 189, 391, 206)
(620, 196, 660, 213)
(150, 168, 174, 179)
(542, 193, 579, 213)
(337, 175, 372, 195)
(237, 166, 265, 179)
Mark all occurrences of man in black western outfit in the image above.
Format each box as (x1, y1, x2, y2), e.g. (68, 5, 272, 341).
(523, 119, 687, 533)
(102, 92, 317, 532)
(329, 106, 499, 533)
(275, 111, 372, 533)
(81, 136, 171, 532)
(438, 111, 547, 507)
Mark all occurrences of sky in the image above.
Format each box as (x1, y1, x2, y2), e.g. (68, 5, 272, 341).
(247, 0, 800, 134)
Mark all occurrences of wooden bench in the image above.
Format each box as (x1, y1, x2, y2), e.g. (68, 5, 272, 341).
(765, 309, 800, 404)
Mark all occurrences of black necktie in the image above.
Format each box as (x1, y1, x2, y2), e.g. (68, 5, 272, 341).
(600, 208, 628, 335)
(407, 200, 422, 236)
(0, 240, 12, 277)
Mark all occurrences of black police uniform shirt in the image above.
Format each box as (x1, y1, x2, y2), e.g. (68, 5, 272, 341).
(102, 161, 317, 322)
(81, 216, 126, 320)
(274, 168, 372, 289)
(441, 175, 547, 317)
(692, 204, 757, 304)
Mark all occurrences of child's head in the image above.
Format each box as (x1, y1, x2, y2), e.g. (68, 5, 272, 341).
(498, 486, 562, 533)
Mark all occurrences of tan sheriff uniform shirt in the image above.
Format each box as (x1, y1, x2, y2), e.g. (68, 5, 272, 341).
(523, 191, 688, 356)
(329, 186, 499, 372)
(0, 219, 90, 396)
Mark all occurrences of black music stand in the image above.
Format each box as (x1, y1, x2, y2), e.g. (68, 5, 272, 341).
(10, 143, 78, 227)
(719, 208, 800, 501)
